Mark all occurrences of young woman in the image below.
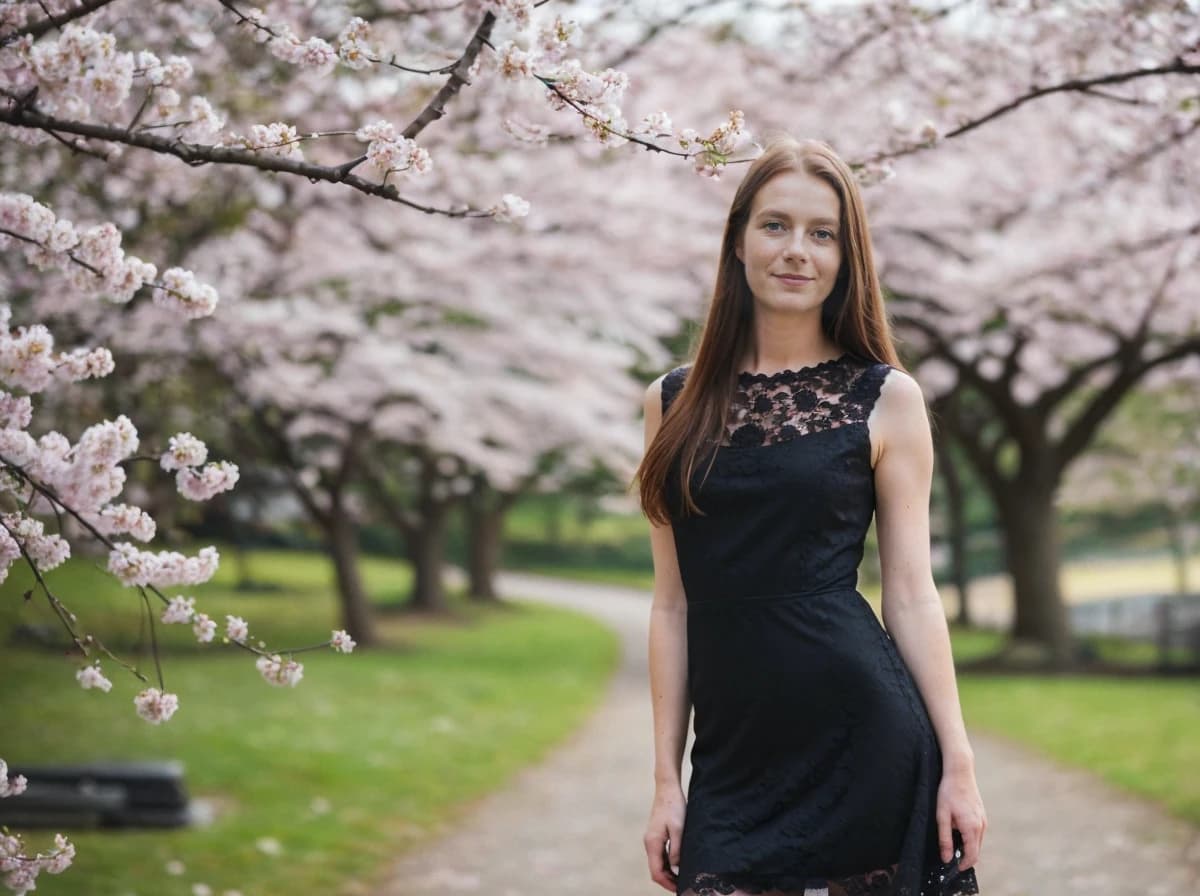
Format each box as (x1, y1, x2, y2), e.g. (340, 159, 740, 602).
(636, 136, 986, 896)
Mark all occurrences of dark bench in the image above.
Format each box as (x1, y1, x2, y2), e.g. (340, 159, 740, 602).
(0, 761, 192, 828)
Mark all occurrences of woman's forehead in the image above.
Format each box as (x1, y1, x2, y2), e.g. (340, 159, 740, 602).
(751, 171, 840, 218)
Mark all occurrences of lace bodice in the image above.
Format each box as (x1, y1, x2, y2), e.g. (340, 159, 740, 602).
(726, 353, 884, 448)
(663, 352, 890, 452)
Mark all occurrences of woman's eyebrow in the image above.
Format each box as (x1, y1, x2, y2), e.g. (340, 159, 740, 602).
(755, 209, 838, 226)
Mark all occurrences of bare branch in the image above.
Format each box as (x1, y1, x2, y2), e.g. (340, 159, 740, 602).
(401, 12, 497, 139)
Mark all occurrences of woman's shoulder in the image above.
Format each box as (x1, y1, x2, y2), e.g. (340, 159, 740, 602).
(646, 364, 691, 416)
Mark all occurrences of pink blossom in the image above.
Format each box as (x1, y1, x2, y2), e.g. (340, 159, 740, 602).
(108, 544, 220, 588)
(76, 664, 113, 692)
(192, 613, 216, 643)
(153, 268, 220, 319)
(354, 120, 396, 143)
(43, 834, 75, 874)
(133, 688, 179, 724)
(330, 629, 356, 654)
(537, 15, 581, 60)
(337, 18, 377, 70)
(180, 96, 225, 144)
(362, 134, 432, 180)
(225, 615, 249, 643)
(1, 514, 70, 572)
(0, 760, 27, 798)
(486, 0, 533, 28)
(175, 461, 239, 501)
(92, 503, 156, 542)
(55, 347, 116, 382)
(161, 433, 208, 471)
(489, 193, 530, 223)
(256, 654, 304, 687)
(496, 42, 535, 79)
(161, 595, 196, 624)
(230, 122, 304, 162)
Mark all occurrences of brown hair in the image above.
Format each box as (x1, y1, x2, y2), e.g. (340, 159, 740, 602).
(636, 134, 904, 526)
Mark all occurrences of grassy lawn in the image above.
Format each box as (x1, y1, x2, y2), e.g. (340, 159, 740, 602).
(0, 549, 620, 896)
(958, 677, 1200, 826)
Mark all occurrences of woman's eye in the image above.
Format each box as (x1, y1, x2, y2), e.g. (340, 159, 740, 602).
(764, 221, 784, 232)
(815, 229, 836, 240)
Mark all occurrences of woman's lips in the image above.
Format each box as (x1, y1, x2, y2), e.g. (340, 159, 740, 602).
(774, 274, 813, 282)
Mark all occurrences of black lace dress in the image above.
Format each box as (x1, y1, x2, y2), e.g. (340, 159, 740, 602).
(660, 352, 980, 896)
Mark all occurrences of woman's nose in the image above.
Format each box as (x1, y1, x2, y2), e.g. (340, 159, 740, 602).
(782, 238, 806, 260)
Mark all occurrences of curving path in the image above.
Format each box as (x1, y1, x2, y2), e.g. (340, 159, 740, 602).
(376, 571, 1200, 896)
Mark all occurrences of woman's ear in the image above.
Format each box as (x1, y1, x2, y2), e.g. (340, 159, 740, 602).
(734, 237, 744, 263)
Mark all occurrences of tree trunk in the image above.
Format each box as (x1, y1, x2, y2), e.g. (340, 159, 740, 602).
(408, 500, 452, 611)
(1164, 507, 1191, 596)
(934, 438, 972, 627)
(995, 485, 1073, 665)
(467, 502, 505, 601)
(327, 505, 377, 646)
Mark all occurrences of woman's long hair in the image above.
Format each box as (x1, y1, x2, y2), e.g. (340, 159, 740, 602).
(637, 135, 904, 526)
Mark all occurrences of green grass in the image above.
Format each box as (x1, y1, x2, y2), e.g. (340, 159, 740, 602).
(0, 549, 620, 896)
(958, 677, 1200, 826)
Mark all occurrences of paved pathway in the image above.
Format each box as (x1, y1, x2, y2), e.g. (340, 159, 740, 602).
(377, 572, 1200, 896)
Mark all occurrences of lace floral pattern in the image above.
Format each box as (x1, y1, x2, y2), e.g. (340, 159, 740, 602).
(725, 353, 886, 448)
(681, 845, 978, 896)
(660, 353, 890, 451)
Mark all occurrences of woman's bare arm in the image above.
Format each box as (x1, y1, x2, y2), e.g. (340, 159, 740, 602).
(871, 367, 987, 872)
(642, 374, 691, 891)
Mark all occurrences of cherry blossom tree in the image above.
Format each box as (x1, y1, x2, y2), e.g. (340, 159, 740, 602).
(4, 0, 1199, 888)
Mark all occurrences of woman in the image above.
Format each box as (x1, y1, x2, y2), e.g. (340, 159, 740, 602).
(636, 135, 986, 896)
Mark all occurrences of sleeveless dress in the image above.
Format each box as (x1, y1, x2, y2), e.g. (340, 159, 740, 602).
(660, 352, 980, 896)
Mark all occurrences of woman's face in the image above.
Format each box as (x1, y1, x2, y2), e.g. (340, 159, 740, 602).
(735, 169, 843, 312)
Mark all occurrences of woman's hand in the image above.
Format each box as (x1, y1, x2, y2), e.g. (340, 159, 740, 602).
(644, 784, 686, 892)
(936, 761, 987, 872)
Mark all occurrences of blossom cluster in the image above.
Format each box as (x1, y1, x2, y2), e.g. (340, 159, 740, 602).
(2, 23, 224, 144)
(485, 16, 749, 176)
(355, 121, 432, 180)
(156, 432, 239, 500)
(158, 597, 250, 647)
(0, 514, 70, 583)
(1, 194, 156, 306)
(0, 194, 221, 317)
(227, 121, 305, 162)
(0, 832, 74, 895)
(134, 687, 180, 724)
(0, 759, 74, 895)
(256, 654, 304, 687)
(106, 543, 221, 588)
(675, 110, 749, 178)
(75, 663, 113, 692)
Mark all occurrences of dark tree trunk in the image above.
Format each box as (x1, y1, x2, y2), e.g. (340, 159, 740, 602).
(933, 438, 972, 627)
(326, 502, 377, 647)
(407, 499, 452, 611)
(467, 501, 506, 601)
(995, 484, 1072, 665)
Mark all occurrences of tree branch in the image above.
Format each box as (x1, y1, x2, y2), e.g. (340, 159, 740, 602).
(401, 12, 496, 139)
(0, 95, 490, 217)
(868, 57, 1200, 165)
(0, 0, 121, 47)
